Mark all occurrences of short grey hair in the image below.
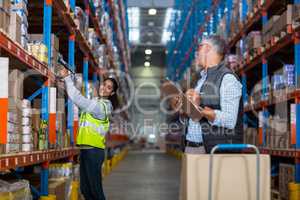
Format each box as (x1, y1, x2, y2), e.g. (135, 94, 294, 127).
(201, 35, 227, 58)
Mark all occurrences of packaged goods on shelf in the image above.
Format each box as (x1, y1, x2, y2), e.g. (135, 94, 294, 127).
(247, 0, 258, 15)
(9, 69, 24, 100)
(75, 7, 89, 38)
(29, 34, 59, 67)
(262, 15, 280, 45)
(31, 108, 40, 150)
(0, 179, 32, 200)
(273, 5, 294, 39)
(49, 163, 73, 178)
(11, 0, 28, 49)
(279, 164, 295, 200)
(88, 28, 99, 49)
(284, 64, 295, 87)
(95, 45, 108, 68)
(245, 31, 262, 54)
(27, 42, 48, 64)
(9, 12, 21, 44)
(8, 112, 17, 123)
(0, 0, 10, 33)
(266, 116, 289, 149)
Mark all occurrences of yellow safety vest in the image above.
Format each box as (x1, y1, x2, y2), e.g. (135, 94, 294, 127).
(77, 101, 110, 149)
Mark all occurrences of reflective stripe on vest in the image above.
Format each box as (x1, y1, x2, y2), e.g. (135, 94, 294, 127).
(77, 100, 110, 149)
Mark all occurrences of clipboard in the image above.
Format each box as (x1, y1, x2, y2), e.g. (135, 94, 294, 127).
(161, 80, 203, 119)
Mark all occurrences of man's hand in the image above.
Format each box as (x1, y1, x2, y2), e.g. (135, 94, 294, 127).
(201, 106, 216, 122)
(186, 89, 201, 105)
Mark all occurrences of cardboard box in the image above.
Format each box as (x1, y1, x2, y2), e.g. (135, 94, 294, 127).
(9, 70, 24, 100)
(9, 12, 21, 44)
(48, 178, 67, 200)
(0, 0, 10, 11)
(279, 164, 295, 200)
(0, 9, 10, 33)
(180, 154, 270, 200)
(31, 109, 40, 150)
(244, 127, 258, 145)
(29, 34, 59, 52)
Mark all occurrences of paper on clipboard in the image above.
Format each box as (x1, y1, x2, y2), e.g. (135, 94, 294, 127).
(161, 80, 203, 119)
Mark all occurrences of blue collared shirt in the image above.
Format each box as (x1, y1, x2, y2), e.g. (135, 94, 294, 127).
(186, 69, 242, 143)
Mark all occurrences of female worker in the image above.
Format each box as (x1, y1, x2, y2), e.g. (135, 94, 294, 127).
(59, 68, 118, 200)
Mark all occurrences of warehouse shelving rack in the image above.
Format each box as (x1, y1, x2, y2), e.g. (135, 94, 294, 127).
(166, 0, 300, 190)
(0, 0, 130, 197)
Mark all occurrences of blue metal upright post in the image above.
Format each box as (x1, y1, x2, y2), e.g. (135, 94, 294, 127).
(41, 0, 52, 196)
(295, 33, 300, 182)
(83, 57, 89, 97)
(262, 11, 268, 147)
(70, 0, 75, 12)
(68, 34, 75, 145)
(242, 72, 248, 127)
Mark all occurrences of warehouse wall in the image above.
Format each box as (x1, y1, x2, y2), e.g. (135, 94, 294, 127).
(129, 66, 166, 143)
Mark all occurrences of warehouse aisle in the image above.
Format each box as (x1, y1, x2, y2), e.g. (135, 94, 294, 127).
(103, 151, 181, 200)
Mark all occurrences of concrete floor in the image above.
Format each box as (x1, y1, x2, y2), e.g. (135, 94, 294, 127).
(103, 151, 181, 200)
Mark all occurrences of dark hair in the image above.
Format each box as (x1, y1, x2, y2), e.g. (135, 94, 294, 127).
(104, 77, 119, 109)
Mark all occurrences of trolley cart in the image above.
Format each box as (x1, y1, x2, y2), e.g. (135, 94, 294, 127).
(180, 144, 270, 200)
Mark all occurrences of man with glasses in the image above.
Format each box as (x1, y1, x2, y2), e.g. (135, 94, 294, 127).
(173, 35, 243, 154)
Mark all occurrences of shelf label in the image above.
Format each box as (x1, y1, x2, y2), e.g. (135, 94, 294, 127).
(5, 159, 8, 167)
(23, 156, 26, 163)
(25, 55, 28, 62)
(37, 155, 40, 161)
(43, 154, 45, 160)
(30, 155, 33, 162)
(17, 48, 20, 56)
(15, 158, 18, 165)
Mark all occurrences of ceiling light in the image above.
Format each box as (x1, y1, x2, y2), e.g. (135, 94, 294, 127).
(147, 32, 154, 36)
(145, 49, 152, 55)
(148, 8, 157, 15)
(148, 21, 155, 26)
(144, 61, 151, 67)
(149, 134, 156, 139)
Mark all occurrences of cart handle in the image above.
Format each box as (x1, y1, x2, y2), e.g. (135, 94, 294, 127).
(211, 144, 260, 154)
(208, 144, 260, 200)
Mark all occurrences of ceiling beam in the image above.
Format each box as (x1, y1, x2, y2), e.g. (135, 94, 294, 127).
(127, 0, 174, 8)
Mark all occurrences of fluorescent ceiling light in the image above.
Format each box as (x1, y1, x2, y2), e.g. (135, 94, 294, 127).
(129, 28, 140, 44)
(161, 8, 174, 44)
(128, 7, 140, 43)
(149, 134, 156, 139)
(144, 61, 151, 67)
(148, 21, 155, 26)
(145, 49, 152, 55)
(148, 8, 157, 15)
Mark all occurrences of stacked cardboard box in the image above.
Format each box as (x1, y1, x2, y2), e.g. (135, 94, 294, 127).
(11, 0, 28, 49)
(33, 99, 48, 150)
(0, 0, 11, 33)
(266, 116, 289, 149)
(245, 31, 262, 54)
(5, 69, 25, 153)
(21, 99, 33, 152)
(279, 164, 295, 200)
(56, 98, 66, 148)
(29, 34, 59, 67)
(273, 5, 294, 39)
(8, 12, 21, 44)
(262, 15, 280, 46)
(31, 108, 40, 151)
